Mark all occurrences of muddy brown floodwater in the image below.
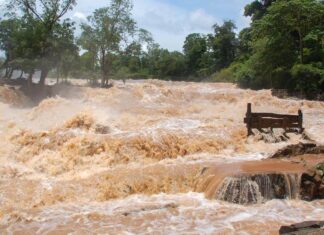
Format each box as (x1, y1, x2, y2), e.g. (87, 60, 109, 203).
(0, 80, 323, 234)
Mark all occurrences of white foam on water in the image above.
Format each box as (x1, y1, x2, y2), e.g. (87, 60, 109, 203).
(2, 193, 324, 234)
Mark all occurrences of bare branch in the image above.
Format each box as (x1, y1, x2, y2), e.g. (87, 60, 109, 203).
(39, 0, 49, 12)
(21, 0, 43, 21)
(55, 0, 75, 22)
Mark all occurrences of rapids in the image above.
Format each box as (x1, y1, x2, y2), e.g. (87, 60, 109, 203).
(0, 80, 323, 234)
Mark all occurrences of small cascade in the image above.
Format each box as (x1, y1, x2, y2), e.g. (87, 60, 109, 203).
(215, 173, 300, 204)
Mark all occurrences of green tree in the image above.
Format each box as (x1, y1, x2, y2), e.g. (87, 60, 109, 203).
(116, 29, 154, 75)
(0, 16, 77, 84)
(0, 18, 22, 78)
(183, 33, 207, 75)
(6, 0, 77, 85)
(211, 20, 238, 70)
(244, 0, 276, 21)
(255, 0, 323, 65)
(236, 0, 324, 94)
(79, 0, 136, 87)
(237, 27, 253, 59)
(143, 45, 186, 78)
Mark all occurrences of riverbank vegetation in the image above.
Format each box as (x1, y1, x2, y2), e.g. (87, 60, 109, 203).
(0, 0, 323, 97)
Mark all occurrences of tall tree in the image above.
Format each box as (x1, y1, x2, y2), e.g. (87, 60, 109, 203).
(79, 0, 136, 87)
(0, 18, 21, 78)
(236, 0, 324, 93)
(6, 0, 76, 85)
(254, 0, 323, 74)
(211, 20, 238, 70)
(183, 33, 207, 75)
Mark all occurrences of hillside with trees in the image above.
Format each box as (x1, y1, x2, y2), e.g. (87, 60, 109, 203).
(0, 0, 323, 98)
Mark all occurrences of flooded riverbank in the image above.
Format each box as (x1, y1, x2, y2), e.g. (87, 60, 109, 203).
(0, 80, 323, 234)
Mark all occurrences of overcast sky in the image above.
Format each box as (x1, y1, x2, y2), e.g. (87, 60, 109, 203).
(0, 0, 252, 52)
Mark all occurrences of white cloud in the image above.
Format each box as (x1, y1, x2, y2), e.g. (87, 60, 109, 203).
(132, 0, 220, 51)
(189, 9, 218, 31)
(73, 11, 87, 21)
(133, 0, 186, 34)
(0, 0, 6, 13)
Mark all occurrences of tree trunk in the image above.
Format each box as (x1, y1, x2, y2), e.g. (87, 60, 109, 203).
(28, 71, 34, 87)
(100, 48, 110, 87)
(4, 67, 10, 79)
(19, 70, 23, 79)
(1, 59, 9, 79)
(296, 11, 304, 64)
(39, 68, 49, 86)
(56, 67, 60, 84)
(8, 68, 13, 79)
(101, 71, 105, 87)
(101, 72, 109, 87)
(101, 54, 105, 87)
(297, 28, 304, 64)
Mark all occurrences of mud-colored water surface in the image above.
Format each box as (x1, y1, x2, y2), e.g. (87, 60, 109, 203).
(0, 80, 323, 234)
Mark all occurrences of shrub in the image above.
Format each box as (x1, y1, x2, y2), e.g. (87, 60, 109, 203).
(212, 68, 234, 83)
(211, 63, 239, 83)
(291, 64, 324, 99)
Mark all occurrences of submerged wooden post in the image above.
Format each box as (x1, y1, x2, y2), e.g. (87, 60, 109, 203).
(298, 109, 303, 133)
(246, 103, 252, 136)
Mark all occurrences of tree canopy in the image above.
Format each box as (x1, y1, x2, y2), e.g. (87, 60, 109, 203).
(235, 0, 324, 97)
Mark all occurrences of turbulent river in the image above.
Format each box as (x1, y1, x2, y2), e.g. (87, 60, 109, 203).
(0, 80, 323, 234)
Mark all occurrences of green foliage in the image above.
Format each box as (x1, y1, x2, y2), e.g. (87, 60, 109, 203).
(316, 163, 324, 172)
(235, 62, 256, 89)
(112, 66, 149, 80)
(291, 64, 324, 98)
(181, 21, 239, 78)
(211, 20, 238, 70)
(183, 33, 208, 75)
(234, 0, 324, 97)
(0, 0, 77, 84)
(79, 0, 139, 86)
(145, 46, 187, 78)
(237, 28, 253, 59)
(244, 0, 276, 21)
(211, 67, 235, 83)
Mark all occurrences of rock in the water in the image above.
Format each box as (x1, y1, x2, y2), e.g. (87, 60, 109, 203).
(279, 221, 324, 234)
(300, 163, 324, 201)
(319, 184, 324, 198)
(271, 143, 324, 158)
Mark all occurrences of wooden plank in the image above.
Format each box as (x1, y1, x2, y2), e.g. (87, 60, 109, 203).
(250, 122, 300, 129)
(251, 117, 297, 127)
(250, 113, 298, 119)
(250, 117, 298, 124)
(245, 118, 298, 124)
(245, 117, 298, 123)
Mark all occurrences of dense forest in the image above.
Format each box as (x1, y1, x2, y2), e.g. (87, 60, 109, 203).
(0, 0, 323, 97)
